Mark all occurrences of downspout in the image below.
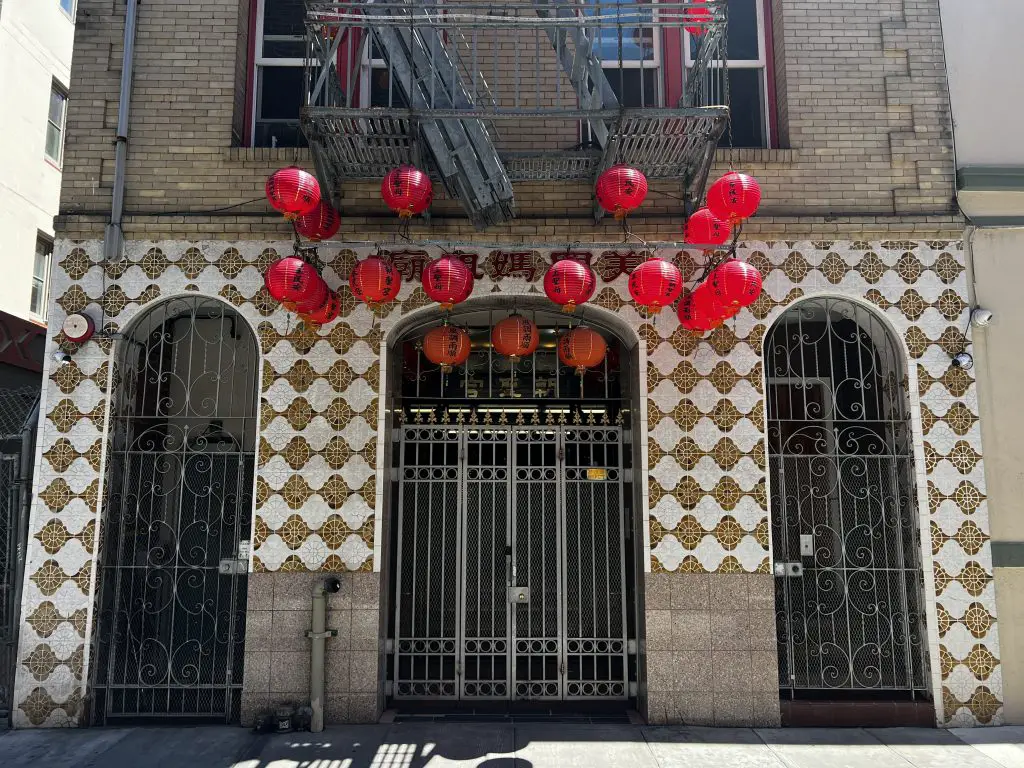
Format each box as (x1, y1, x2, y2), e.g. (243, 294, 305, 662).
(104, 0, 141, 264)
(307, 578, 340, 732)
(12, 398, 40, 647)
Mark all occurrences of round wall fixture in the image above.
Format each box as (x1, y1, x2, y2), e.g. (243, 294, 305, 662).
(62, 313, 95, 343)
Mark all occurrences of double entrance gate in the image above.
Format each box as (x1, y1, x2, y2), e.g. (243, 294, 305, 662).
(391, 423, 631, 703)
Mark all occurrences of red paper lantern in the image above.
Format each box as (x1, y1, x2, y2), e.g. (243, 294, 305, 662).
(678, 285, 734, 332)
(683, 0, 712, 35)
(684, 207, 731, 246)
(558, 327, 607, 374)
(265, 257, 322, 303)
(544, 259, 597, 313)
(422, 325, 472, 373)
(709, 258, 763, 308)
(422, 255, 474, 311)
(302, 291, 341, 325)
(628, 258, 684, 314)
(492, 314, 539, 360)
(265, 166, 321, 219)
(595, 165, 648, 219)
(350, 256, 400, 305)
(291, 274, 329, 314)
(295, 201, 341, 242)
(381, 166, 433, 218)
(706, 172, 762, 224)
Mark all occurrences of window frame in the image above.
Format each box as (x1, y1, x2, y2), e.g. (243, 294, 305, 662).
(683, 0, 774, 148)
(45, 80, 68, 166)
(59, 0, 76, 19)
(250, 0, 308, 147)
(31, 234, 54, 321)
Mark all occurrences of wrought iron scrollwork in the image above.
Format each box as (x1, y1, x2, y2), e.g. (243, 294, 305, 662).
(92, 297, 257, 723)
(766, 298, 927, 697)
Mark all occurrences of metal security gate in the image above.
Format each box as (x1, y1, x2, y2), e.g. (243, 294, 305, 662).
(766, 297, 927, 697)
(92, 298, 258, 722)
(0, 387, 38, 723)
(391, 423, 629, 703)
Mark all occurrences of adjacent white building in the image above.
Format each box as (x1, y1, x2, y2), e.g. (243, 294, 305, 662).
(0, 0, 75, 324)
(940, 0, 1024, 725)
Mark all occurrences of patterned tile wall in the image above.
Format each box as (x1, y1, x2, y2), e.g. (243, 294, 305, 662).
(12, 237, 999, 727)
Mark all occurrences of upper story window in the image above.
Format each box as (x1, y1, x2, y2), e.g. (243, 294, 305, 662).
(32, 235, 53, 319)
(685, 0, 772, 147)
(250, 0, 773, 149)
(45, 82, 68, 164)
(253, 0, 308, 148)
(589, 0, 661, 108)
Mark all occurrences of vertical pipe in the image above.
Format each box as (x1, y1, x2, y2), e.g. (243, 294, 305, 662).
(104, 0, 140, 264)
(309, 586, 326, 732)
(309, 577, 338, 733)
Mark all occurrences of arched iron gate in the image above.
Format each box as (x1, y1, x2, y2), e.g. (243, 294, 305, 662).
(765, 297, 928, 698)
(91, 297, 257, 722)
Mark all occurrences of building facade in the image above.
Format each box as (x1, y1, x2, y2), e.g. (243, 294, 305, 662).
(940, 0, 1024, 725)
(0, 0, 75, 723)
(9, 0, 1004, 729)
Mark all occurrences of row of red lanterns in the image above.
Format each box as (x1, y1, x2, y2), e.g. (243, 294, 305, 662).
(265, 164, 764, 331)
(267, 164, 761, 249)
(421, 319, 607, 375)
(265, 165, 434, 236)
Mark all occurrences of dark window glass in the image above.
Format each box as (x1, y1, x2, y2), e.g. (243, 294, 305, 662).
(607, 68, 658, 108)
(255, 67, 307, 148)
(726, 0, 760, 60)
(689, 0, 761, 60)
(263, 0, 305, 38)
(259, 67, 303, 119)
(720, 68, 765, 148)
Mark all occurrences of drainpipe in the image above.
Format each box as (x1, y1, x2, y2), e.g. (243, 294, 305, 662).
(12, 398, 40, 642)
(104, 0, 140, 264)
(307, 578, 340, 732)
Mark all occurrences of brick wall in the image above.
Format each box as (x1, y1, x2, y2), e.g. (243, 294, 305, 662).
(58, 0, 957, 240)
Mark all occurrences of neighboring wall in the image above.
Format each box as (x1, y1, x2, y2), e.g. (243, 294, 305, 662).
(940, 0, 1024, 724)
(0, 0, 74, 320)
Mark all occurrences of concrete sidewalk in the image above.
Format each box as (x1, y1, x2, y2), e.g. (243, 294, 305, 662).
(0, 723, 1022, 768)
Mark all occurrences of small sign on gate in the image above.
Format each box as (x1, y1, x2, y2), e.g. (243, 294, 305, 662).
(586, 468, 608, 481)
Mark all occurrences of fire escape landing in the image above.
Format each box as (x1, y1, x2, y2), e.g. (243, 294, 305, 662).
(302, 1, 729, 230)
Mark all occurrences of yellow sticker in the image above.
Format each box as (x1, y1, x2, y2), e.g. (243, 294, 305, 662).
(586, 468, 608, 481)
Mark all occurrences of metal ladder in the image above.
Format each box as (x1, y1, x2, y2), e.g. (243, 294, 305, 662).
(531, 0, 620, 151)
(364, 0, 516, 229)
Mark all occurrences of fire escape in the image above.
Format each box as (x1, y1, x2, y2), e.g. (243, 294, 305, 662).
(301, 1, 729, 230)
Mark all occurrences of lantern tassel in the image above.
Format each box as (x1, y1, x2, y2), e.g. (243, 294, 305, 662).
(562, 302, 577, 314)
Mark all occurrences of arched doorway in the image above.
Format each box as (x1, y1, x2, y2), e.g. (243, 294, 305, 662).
(765, 297, 929, 719)
(382, 302, 642, 714)
(91, 297, 258, 723)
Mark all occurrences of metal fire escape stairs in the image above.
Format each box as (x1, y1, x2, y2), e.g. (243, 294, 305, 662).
(360, 1, 515, 229)
(302, 1, 730, 231)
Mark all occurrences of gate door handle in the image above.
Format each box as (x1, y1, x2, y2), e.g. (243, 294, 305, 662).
(218, 558, 248, 575)
(773, 561, 804, 578)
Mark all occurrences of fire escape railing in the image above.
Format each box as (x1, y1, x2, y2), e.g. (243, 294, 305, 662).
(302, 0, 729, 229)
